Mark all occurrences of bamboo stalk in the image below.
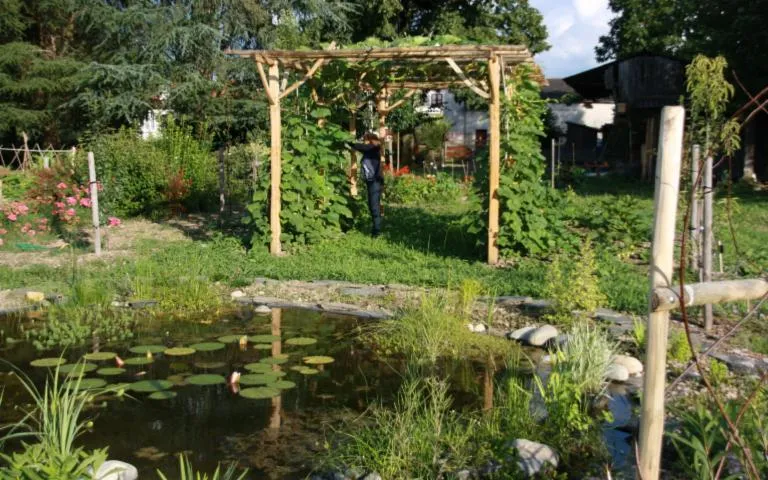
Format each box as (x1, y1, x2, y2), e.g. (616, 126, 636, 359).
(638, 106, 685, 480)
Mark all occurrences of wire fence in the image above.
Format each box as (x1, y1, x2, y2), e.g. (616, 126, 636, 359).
(0, 144, 76, 170)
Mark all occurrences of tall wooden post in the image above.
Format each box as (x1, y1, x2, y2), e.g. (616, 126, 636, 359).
(268, 63, 282, 255)
(638, 106, 684, 480)
(690, 145, 700, 273)
(377, 89, 389, 152)
(703, 154, 714, 331)
(349, 112, 359, 197)
(487, 55, 501, 265)
(87, 152, 102, 256)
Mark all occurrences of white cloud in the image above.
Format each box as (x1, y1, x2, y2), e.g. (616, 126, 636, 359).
(529, 0, 613, 78)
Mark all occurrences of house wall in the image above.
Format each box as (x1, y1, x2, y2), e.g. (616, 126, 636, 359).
(548, 103, 615, 133)
(439, 91, 489, 148)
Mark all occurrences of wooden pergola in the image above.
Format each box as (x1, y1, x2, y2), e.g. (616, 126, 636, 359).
(225, 44, 537, 264)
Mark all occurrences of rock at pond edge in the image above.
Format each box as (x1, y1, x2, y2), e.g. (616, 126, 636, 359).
(508, 326, 536, 341)
(613, 355, 643, 376)
(527, 325, 559, 347)
(510, 439, 559, 477)
(230, 290, 246, 299)
(90, 460, 138, 480)
(606, 364, 630, 382)
(254, 304, 272, 314)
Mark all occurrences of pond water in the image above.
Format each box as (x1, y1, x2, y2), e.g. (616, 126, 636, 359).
(0, 307, 635, 478)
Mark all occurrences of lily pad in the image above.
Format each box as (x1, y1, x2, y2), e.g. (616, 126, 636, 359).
(164, 347, 196, 356)
(244, 363, 272, 373)
(249, 334, 281, 343)
(303, 356, 334, 365)
(129, 345, 166, 354)
(259, 356, 289, 365)
(253, 344, 272, 350)
(238, 374, 274, 386)
(268, 380, 296, 390)
(30, 358, 66, 368)
(149, 391, 177, 400)
(97, 367, 126, 376)
(189, 342, 225, 352)
(170, 362, 190, 372)
(217, 335, 247, 344)
(59, 363, 98, 375)
(167, 374, 188, 386)
(267, 370, 287, 378)
(124, 357, 154, 366)
(130, 380, 173, 393)
(83, 352, 117, 361)
(297, 367, 319, 375)
(64, 378, 107, 390)
(285, 337, 317, 346)
(240, 387, 280, 400)
(194, 361, 226, 370)
(186, 374, 225, 386)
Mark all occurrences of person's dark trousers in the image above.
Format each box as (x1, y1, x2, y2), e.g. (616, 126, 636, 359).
(366, 180, 383, 236)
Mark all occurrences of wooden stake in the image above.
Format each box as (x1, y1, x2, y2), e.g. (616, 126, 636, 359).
(218, 149, 226, 224)
(703, 154, 714, 331)
(638, 106, 684, 480)
(690, 145, 700, 273)
(487, 55, 501, 265)
(377, 89, 389, 149)
(87, 152, 102, 256)
(268, 63, 282, 255)
(349, 112, 358, 197)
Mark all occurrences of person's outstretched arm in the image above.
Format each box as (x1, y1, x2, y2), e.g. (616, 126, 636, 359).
(348, 142, 376, 153)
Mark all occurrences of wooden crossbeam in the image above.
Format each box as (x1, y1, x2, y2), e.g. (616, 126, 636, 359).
(652, 278, 768, 312)
(256, 60, 277, 105)
(278, 42, 337, 100)
(445, 57, 490, 99)
(383, 89, 418, 113)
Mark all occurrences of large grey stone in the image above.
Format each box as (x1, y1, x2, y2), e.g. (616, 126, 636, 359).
(527, 325, 558, 347)
(359, 473, 382, 480)
(613, 355, 643, 376)
(92, 460, 138, 480)
(230, 290, 246, 299)
(508, 326, 537, 341)
(510, 439, 558, 476)
(254, 304, 272, 314)
(606, 364, 630, 382)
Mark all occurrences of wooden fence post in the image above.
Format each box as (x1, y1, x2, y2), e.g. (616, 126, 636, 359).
(268, 62, 282, 255)
(638, 106, 685, 480)
(87, 152, 102, 256)
(703, 154, 714, 331)
(487, 54, 501, 265)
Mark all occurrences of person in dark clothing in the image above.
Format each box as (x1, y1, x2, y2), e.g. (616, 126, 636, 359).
(348, 133, 384, 237)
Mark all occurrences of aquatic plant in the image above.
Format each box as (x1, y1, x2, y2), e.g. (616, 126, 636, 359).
(553, 321, 616, 395)
(22, 306, 135, 351)
(157, 453, 248, 480)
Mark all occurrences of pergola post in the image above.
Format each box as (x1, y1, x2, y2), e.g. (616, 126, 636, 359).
(349, 112, 359, 196)
(268, 63, 282, 255)
(377, 88, 389, 151)
(487, 54, 501, 265)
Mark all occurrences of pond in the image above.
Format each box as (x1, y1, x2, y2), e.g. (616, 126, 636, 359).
(0, 307, 635, 478)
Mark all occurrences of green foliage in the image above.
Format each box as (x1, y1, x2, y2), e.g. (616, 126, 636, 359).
(668, 401, 730, 480)
(22, 307, 135, 351)
(543, 240, 606, 324)
(157, 454, 248, 480)
(631, 317, 646, 353)
(457, 278, 483, 320)
(668, 329, 693, 363)
(708, 358, 729, 388)
(415, 119, 450, 156)
(322, 375, 481, 479)
(553, 321, 616, 394)
(245, 113, 355, 247)
(0, 170, 35, 201)
(85, 118, 216, 217)
(384, 172, 465, 205)
(466, 64, 566, 257)
(369, 294, 513, 364)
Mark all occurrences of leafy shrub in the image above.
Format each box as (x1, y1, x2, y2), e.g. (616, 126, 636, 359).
(668, 329, 693, 363)
(573, 195, 652, 258)
(631, 317, 647, 354)
(85, 118, 216, 217)
(384, 172, 465, 205)
(0, 168, 35, 200)
(245, 111, 356, 247)
(22, 307, 135, 350)
(553, 321, 616, 394)
(543, 239, 606, 324)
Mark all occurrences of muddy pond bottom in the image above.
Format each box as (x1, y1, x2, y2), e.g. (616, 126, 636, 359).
(0, 307, 635, 478)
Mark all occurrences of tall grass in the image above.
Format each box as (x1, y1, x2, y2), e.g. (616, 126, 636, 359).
(157, 453, 248, 480)
(553, 321, 616, 395)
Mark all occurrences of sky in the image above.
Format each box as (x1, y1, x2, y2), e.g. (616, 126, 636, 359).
(529, 0, 614, 79)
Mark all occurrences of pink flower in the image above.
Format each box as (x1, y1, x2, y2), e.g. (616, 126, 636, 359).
(54, 202, 65, 209)
(6, 213, 17, 221)
(0, 228, 6, 235)
(79, 198, 92, 208)
(27, 230, 36, 236)
(0, 238, 3, 246)
(38, 218, 48, 224)
(108, 217, 121, 227)
(56, 182, 67, 189)
(66, 196, 77, 206)
(66, 208, 76, 217)
(15, 203, 29, 214)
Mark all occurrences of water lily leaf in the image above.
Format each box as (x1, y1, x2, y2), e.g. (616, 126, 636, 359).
(267, 370, 287, 378)
(189, 342, 225, 352)
(194, 361, 226, 370)
(83, 352, 117, 361)
(129, 345, 166, 354)
(64, 378, 106, 390)
(303, 356, 334, 365)
(253, 344, 272, 350)
(268, 380, 296, 390)
(298, 368, 319, 375)
(259, 355, 289, 365)
(149, 391, 177, 400)
(30, 358, 66, 368)
(59, 363, 98, 375)
(249, 334, 281, 343)
(164, 347, 196, 356)
(130, 380, 173, 392)
(285, 337, 317, 346)
(97, 367, 126, 376)
(167, 374, 188, 386)
(240, 387, 280, 400)
(244, 363, 272, 373)
(186, 374, 225, 386)
(124, 357, 154, 366)
(170, 362, 190, 372)
(217, 335, 247, 344)
(238, 374, 273, 386)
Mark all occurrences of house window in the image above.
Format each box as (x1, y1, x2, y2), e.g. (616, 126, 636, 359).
(430, 93, 444, 108)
